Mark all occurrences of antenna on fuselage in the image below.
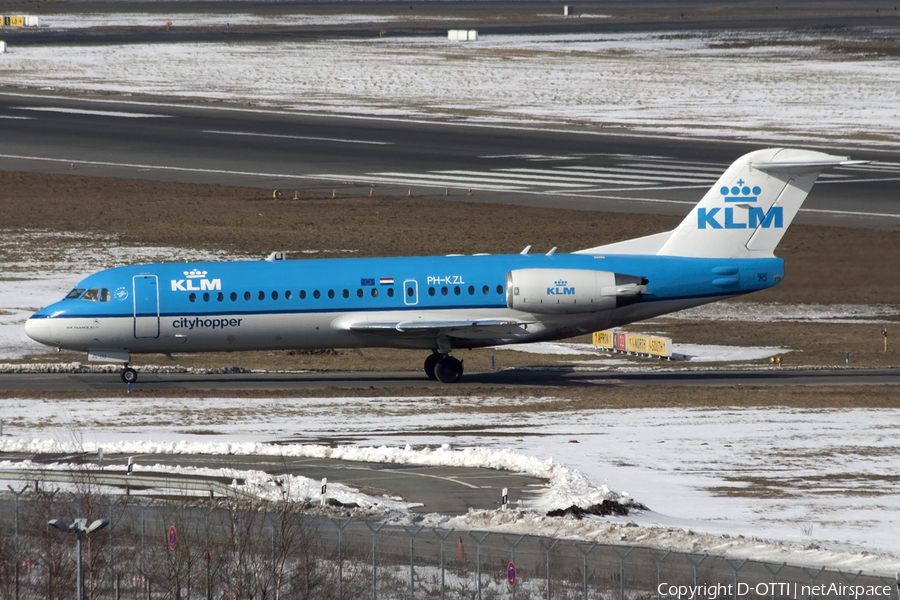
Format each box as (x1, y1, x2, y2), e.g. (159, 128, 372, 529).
(265, 252, 286, 261)
(546, 247, 557, 256)
(520, 245, 531, 255)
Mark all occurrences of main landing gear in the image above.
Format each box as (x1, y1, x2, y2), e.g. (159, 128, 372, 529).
(424, 352, 463, 383)
(121, 366, 138, 384)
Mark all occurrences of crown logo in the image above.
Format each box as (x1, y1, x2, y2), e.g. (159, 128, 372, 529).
(185, 269, 208, 279)
(721, 180, 761, 203)
(554, 279, 568, 286)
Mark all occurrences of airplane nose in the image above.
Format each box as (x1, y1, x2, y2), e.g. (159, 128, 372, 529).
(25, 317, 52, 346)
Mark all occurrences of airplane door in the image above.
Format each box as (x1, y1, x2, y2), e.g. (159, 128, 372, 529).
(133, 275, 160, 338)
(403, 279, 418, 306)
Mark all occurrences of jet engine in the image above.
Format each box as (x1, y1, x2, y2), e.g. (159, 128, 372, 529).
(506, 269, 646, 314)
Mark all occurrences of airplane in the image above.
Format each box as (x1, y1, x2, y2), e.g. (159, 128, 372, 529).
(25, 148, 861, 384)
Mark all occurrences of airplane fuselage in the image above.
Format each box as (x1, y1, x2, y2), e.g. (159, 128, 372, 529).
(27, 252, 783, 355)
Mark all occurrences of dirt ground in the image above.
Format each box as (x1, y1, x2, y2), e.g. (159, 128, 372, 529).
(2, 170, 899, 396)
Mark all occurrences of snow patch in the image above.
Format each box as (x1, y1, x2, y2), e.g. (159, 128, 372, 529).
(0, 31, 898, 143)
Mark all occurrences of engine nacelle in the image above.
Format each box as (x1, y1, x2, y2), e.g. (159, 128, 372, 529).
(506, 268, 646, 314)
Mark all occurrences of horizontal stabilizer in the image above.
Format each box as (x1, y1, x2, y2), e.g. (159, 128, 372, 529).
(750, 158, 867, 174)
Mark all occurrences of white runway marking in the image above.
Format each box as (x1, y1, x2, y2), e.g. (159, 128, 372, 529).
(203, 129, 392, 146)
(12, 106, 170, 118)
(0, 153, 322, 182)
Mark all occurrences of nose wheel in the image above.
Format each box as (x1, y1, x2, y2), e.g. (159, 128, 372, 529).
(121, 367, 138, 384)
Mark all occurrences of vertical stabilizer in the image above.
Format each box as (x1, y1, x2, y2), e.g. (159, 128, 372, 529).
(656, 148, 857, 259)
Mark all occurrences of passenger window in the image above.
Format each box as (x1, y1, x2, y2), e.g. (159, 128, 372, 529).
(468, 286, 475, 295)
(82, 289, 100, 302)
(454, 286, 461, 295)
(407, 287, 415, 297)
(496, 285, 504, 294)
(387, 288, 394, 297)
(300, 290, 307, 300)
(441, 287, 448, 296)
(328, 290, 335, 299)
(258, 291, 265, 301)
(203, 292, 210, 302)
(100, 289, 111, 302)
(244, 291, 251, 301)
(428, 287, 435, 296)
(357, 289, 364, 298)
(189, 293, 196, 303)
(231, 292, 237, 301)
(285, 290, 292, 300)
(216, 292, 223, 302)
(371, 288, 378, 298)
(482, 285, 489, 295)
(272, 291, 279, 300)
(314, 290, 321, 299)
(342, 289, 349, 299)
(65, 288, 86, 300)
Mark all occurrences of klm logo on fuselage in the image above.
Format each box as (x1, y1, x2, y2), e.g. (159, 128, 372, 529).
(547, 279, 575, 295)
(698, 181, 783, 230)
(170, 269, 221, 292)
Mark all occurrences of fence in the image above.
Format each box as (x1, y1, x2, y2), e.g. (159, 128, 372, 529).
(0, 486, 898, 599)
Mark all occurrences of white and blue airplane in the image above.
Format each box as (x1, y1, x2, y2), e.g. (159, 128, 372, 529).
(25, 148, 859, 384)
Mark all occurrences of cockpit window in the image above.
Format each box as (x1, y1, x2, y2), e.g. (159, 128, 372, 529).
(65, 288, 86, 300)
(100, 288, 111, 302)
(82, 289, 100, 301)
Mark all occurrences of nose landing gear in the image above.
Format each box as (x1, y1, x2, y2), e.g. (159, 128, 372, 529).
(121, 366, 138, 384)
(424, 352, 463, 383)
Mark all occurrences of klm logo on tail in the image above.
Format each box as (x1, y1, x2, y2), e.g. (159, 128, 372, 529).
(698, 181, 783, 230)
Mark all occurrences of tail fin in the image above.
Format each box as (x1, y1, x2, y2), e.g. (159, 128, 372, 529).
(656, 148, 859, 258)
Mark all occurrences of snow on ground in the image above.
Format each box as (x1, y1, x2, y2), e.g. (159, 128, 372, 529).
(1, 396, 900, 574)
(34, 13, 444, 29)
(1, 31, 899, 144)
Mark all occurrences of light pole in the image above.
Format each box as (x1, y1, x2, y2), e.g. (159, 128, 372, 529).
(48, 518, 109, 600)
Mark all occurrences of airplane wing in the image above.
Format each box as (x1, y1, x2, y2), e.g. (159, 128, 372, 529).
(346, 318, 533, 333)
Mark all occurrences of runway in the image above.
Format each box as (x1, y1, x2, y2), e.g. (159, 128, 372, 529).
(1, 367, 898, 392)
(2, 90, 900, 230)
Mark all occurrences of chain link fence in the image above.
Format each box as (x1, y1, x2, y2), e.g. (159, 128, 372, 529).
(0, 485, 898, 600)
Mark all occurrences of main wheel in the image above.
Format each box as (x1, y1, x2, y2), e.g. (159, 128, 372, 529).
(434, 356, 463, 383)
(121, 367, 138, 384)
(424, 353, 440, 380)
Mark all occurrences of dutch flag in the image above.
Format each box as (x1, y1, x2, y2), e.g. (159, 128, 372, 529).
(380, 278, 394, 285)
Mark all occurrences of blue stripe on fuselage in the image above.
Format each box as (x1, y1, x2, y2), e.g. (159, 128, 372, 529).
(30, 253, 784, 319)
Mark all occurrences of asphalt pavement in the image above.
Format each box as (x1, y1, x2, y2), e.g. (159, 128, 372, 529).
(2, 90, 899, 229)
(1, 367, 898, 392)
